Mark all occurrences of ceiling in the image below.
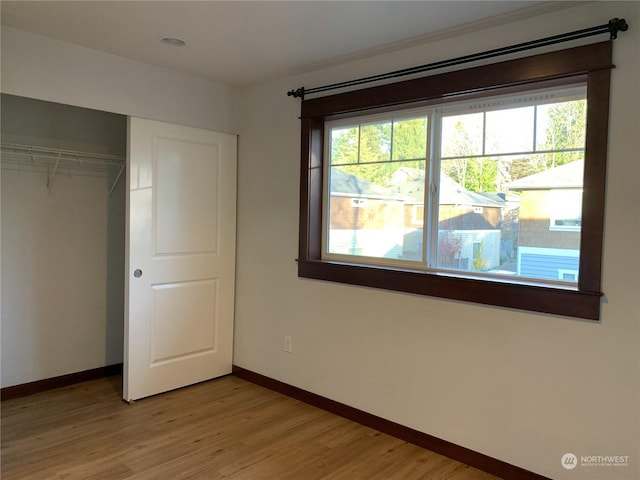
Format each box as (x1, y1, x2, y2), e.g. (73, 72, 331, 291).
(1, 1, 559, 87)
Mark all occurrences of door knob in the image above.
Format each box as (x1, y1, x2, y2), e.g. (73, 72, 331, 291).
(134, 269, 143, 278)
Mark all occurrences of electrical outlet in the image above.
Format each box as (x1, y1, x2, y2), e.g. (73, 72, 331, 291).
(284, 335, 293, 353)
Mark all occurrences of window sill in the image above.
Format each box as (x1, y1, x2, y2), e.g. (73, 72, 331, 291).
(549, 226, 582, 232)
(297, 259, 602, 320)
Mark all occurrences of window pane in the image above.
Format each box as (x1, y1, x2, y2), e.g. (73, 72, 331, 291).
(485, 106, 534, 154)
(331, 126, 359, 164)
(437, 160, 504, 272)
(327, 161, 425, 260)
(437, 157, 584, 283)
(536, 99, 586, 152)
(325, 88, 588, 284)
(360, 122, 392, 163)
(392, 117, 427, 160)
(441, 113, 483, 158)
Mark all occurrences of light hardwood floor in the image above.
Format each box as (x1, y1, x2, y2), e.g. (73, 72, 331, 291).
(1, 375, 499, 480)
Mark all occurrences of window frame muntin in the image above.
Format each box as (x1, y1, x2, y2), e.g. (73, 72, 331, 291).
(298, 42, 612, 320)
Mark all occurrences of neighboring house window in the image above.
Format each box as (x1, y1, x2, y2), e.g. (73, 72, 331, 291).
(549, 189, 582, 231)
(298, 42, 612, 320)
(412, 205, 425, 226)
(350, 198, 369, 208)
(559, 269, 579, 282)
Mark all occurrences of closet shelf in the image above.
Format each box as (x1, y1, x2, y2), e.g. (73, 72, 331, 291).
(1, 142, 125, 194)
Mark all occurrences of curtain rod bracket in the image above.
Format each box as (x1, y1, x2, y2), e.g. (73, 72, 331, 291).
(287, 87, 306, 100)
(608, 18, 628, 39)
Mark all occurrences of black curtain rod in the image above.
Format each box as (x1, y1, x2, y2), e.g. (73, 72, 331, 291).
(287, 17, 628, 100)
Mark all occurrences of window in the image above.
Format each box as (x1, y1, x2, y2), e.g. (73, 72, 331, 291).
(559, 269, 579, 282)
(298, 42, 612, 320)
(549, 189, 583, 231)
(324, 86, 586, 284)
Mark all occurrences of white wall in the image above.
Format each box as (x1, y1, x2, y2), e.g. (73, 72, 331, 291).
(1, 26, 241, 134)
(234, 3, 639, 480)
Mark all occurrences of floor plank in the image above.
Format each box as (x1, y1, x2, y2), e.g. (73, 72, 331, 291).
(1, 375, 500, 480)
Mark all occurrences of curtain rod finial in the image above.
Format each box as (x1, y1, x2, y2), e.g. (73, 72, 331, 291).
(287, 87, 306, 100)
(608, 18, 628, 39)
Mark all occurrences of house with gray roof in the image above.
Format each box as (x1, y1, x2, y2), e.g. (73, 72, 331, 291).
(393, 168, 505, 270)
(327, 168, 407, 258)
(508, 160, 583, 282)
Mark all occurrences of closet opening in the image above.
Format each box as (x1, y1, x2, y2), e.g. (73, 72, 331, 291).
(1, 94, 127, 396)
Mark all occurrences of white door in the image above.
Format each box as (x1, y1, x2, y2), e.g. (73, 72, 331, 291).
(124, 117, 237, 401)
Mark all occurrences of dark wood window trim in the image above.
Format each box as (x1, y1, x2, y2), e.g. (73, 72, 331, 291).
(298, 42, 613, 320)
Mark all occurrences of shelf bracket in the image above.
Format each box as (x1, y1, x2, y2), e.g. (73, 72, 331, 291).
(47, 153, 61, 192)
(109, 163, 126, 196)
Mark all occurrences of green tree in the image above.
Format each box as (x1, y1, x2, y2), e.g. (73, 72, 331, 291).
(330, 126, 359, 164)
(392, 117, 427, 160)
(463, 158, 498, 192)
(509, 156, 539, 181)
(441, 120, 474, 188)
(542, 99, 586, 169)
(359, 122, 391, 163)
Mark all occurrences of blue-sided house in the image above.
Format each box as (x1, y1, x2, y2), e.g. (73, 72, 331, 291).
(508, 160, 583, 282)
